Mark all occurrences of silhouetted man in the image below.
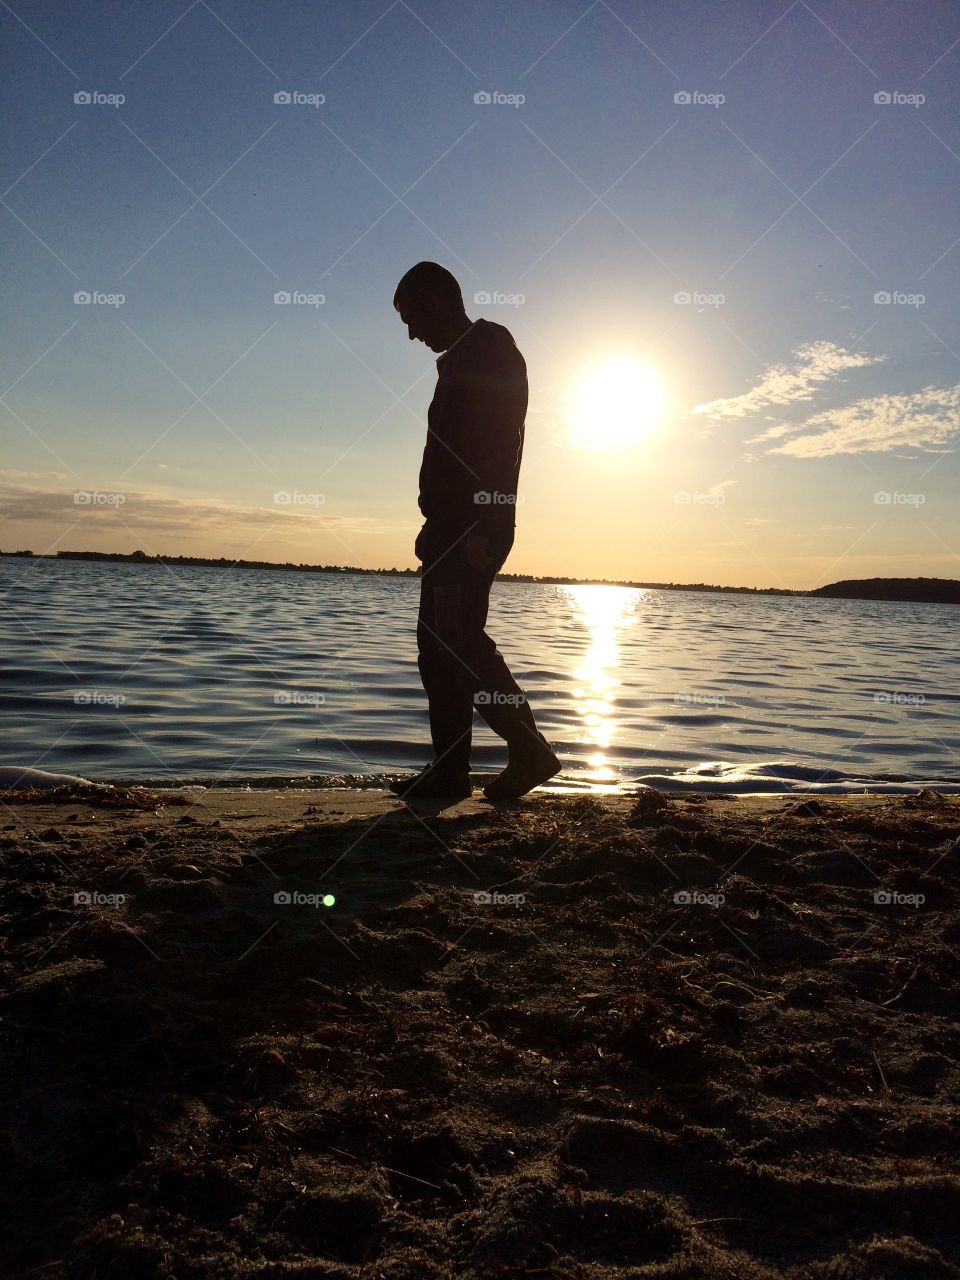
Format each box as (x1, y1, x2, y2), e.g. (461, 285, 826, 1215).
(388, 261, 561, 800)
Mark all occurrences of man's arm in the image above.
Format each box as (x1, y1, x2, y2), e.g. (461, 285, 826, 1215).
(459, 341, 527, 542)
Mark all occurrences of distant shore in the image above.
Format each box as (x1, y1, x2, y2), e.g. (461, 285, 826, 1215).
(5, 550, 960, 602)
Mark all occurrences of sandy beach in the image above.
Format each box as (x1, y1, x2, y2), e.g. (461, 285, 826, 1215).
(2, 781, 959, 1278)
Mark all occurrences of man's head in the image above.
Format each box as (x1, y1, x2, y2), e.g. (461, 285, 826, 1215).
(393, 261, 470, 353)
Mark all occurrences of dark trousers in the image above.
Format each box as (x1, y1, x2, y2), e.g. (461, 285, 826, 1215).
(416, 521, 540, 774)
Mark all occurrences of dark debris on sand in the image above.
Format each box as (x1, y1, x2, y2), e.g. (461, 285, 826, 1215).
(1, 788, 959, 1278)
(0, 782, 191, 811)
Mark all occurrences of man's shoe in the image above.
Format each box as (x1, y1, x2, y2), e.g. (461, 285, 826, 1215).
(388, 765, 472, 800)
(482, 737, 562, 801)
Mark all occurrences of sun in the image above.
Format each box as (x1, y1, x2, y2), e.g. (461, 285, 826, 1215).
(566, 359, 665, 451)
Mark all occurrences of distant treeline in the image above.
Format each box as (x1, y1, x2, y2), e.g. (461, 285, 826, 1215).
(0, 549, 800, 594)
(4, 551, 956, 601)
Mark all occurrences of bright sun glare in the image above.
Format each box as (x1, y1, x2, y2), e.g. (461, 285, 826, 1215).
(567, 359, 665, 451)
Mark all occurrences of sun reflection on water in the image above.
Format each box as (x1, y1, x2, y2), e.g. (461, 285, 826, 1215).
(562, 584, 644, 789)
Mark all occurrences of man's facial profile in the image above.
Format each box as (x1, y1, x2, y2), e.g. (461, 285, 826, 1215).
(398, 292, 443, 351)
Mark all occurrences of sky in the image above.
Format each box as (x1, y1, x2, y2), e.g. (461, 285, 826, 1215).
(2, 0, 959, 589)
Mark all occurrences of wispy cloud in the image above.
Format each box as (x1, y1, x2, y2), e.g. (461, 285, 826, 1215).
(765, 384, 960, 458)
(691, 341, 886, 420)
(0, 468, 71, 482)
(0, 478, 374, 535)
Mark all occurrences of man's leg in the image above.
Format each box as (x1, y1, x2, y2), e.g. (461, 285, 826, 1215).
(401, 526, 559, 800)
(414, 538, 477, 777)
(458, 556, 543, 759)
(462, 535, 562, 799)
(417, 533, 536, 770)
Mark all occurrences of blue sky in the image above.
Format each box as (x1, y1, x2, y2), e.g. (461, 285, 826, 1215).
(2, 0, 959, 587)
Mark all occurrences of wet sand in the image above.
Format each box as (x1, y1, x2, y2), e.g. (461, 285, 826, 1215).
(1, 782, 959, 1278)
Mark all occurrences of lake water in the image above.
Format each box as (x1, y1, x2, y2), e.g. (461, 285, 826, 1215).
(1, 556, 958, 794)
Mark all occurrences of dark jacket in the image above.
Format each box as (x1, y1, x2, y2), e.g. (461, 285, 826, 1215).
(418, 319, 527, 546)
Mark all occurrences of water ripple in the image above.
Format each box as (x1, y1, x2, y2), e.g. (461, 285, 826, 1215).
(1, 559, 957, 792)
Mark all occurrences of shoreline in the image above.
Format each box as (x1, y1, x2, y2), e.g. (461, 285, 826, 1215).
(5, 780, 960, 812)
(2, 766, 958, 800)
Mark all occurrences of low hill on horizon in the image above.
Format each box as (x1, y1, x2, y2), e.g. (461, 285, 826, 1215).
(810, 576, 960, 604)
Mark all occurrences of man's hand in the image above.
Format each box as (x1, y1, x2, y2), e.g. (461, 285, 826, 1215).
(465, 532, 494, 571)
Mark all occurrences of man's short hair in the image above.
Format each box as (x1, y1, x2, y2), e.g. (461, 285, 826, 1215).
(393, 261, 463, 312)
